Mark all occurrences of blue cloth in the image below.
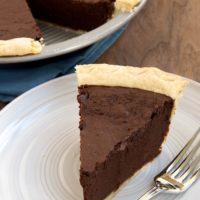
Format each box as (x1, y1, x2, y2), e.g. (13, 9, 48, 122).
(0, 26, 126, 102)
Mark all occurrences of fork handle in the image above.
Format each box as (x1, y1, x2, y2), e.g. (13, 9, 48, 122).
(137, 186, 163, 200)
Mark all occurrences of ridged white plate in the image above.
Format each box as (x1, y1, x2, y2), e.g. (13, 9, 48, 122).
(0, 74, 199, 200)
(0, 0, 147, 64)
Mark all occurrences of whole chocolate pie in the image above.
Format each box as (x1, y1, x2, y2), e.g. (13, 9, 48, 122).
(76, 64, 187, 200)
(0, 0, 140, 57)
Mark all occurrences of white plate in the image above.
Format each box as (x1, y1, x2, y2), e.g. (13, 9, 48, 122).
(0, 74, 199, 200)
(0, 0, 147, 64)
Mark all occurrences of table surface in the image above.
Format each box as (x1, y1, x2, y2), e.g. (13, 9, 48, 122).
(1, 0, 200, 110)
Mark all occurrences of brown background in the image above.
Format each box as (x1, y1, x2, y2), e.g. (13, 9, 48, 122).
(1, 0, 200, 109)
(98, 0, 200, 81)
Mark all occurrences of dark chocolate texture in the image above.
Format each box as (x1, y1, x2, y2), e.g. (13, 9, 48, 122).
(78, 85, 174, 200)
(1, 0, 114, 41)
(27, 0, 115, 31)
(0, 0, 42, 40)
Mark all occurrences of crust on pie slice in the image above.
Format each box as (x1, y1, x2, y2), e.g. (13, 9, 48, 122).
(0, 38, 43, 57)
(76, 64, 188, 101)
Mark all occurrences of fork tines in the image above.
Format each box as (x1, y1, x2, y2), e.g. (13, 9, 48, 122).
(165, 127, 200, 186)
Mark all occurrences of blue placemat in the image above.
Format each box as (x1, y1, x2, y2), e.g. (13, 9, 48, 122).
(0, 26, 126, 102)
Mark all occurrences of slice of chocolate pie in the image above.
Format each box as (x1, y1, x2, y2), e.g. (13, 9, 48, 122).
(76, 64, 187, 200)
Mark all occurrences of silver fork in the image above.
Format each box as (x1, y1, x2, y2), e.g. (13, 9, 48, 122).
(138, 127, 200, 200)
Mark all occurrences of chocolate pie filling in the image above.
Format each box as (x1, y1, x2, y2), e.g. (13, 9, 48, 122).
(78, 85, 174, 200)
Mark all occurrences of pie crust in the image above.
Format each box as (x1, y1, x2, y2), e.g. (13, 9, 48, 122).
(76, 64, 188, 100)
(115, 0, 141, 12)
(0, 38, 43, 57)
